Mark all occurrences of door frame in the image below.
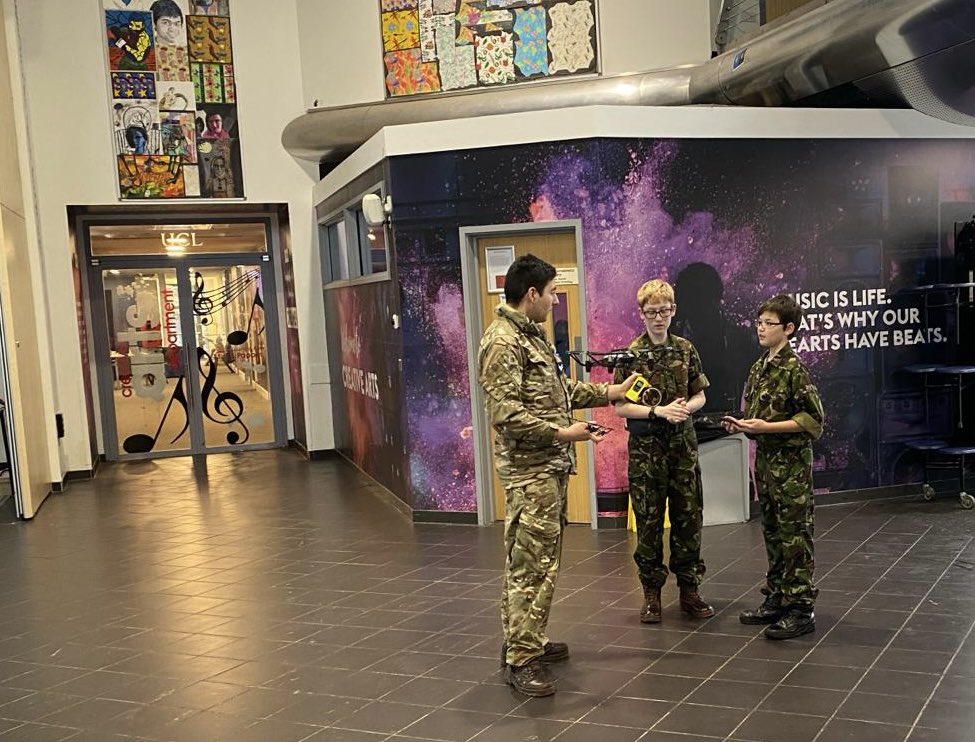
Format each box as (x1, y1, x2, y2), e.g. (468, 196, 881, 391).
(459, 220, 598, 528)
(75, 212, 289, 461)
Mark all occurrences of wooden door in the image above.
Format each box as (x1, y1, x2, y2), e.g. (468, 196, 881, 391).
(476, 231, 592, 524)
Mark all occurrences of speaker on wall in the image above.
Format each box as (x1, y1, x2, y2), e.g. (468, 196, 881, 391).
(888, 165, 940, 248)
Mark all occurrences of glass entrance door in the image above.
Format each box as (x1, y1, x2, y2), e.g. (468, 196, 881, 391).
(103, 267, 191, 455)
(94, 258, 284, 459)
(190, 265, 274, 449)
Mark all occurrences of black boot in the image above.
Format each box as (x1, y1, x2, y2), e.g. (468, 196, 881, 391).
(640, 586, 662, 623)
(739, 590, 783, 625)
(504, 658, 556, 697)
(764, 608, 815, 640)
(499, 641, 569, 669)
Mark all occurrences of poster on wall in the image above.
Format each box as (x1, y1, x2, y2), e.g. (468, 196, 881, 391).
(390, 137, 975, 513)
(378, 0, 599, 98)
(103, 0, 244, 199)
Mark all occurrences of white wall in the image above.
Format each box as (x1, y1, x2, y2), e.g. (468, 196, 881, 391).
(0, 0, 58, 515)
(15, 0, 333, 476)
(296, 0, 384, 109)
(298, 0, 713, 110)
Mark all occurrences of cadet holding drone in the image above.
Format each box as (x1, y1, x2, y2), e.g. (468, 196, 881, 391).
(479, 254, 637, 698)
(613, 279, 715, 623)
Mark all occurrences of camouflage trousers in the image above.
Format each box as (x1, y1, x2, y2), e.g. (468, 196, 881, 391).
(755, 444, 818, 609)
(628, 428, 706, 589)
(501, 474, 567, 668)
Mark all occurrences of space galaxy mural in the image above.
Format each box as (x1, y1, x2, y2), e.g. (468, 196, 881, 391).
(388, 137, 975, 513)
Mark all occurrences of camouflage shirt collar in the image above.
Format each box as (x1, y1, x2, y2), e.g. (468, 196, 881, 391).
(498, 303, 544, 338)
(764, 341, 797, 367)
(634, 331, 673, 349)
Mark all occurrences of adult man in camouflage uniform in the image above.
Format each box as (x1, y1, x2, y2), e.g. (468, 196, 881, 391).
(478, 254, 636, 697)
(723, 295, 824, 640)
(613, 279, 714, 624)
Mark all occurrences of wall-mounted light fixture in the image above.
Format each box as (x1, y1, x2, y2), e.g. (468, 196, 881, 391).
(361, 193, 392, 227)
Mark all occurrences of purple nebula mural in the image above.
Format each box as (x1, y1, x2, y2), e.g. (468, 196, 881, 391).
(391, 137, 975, 511)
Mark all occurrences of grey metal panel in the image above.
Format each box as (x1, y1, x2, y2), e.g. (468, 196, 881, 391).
(698, 0, 975, 106)
(283, 68, 693, 163)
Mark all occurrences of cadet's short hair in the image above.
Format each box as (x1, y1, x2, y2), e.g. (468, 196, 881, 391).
(637, 279, 675, 308)
(504, 254, 556, 304)
(759, 294, 802, 337)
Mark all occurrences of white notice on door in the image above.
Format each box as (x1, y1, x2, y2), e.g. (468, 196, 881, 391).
(555, 267, 579, 285)
(485, 245, 515, 294)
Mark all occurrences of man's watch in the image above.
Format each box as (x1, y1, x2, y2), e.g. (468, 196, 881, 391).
(648, 405, 656, 419)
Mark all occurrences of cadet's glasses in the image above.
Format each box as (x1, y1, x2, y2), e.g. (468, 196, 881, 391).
(640, 306, 674, 320)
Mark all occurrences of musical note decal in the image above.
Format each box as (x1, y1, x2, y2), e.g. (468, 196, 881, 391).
(197, 346, 250, 445)
(192, 271, 214, 324)
(227, 288, 264, 346)
(191, 269, 259, 325)
(122, 375, 190, 453)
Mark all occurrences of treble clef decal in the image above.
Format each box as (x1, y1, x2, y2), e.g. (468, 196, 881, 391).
(197, 346, 249, 445)
(192, 271, 214, 325)
(191, 270, 260, 327)
(122, 376, 190, 454)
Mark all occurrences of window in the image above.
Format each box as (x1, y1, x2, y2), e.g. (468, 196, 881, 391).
(355, 208, 389, 277)
(319, 185, 390, 286)
(320, 220, 349, 283)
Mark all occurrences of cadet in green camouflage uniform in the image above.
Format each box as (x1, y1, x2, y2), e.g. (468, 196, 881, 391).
(478, 254, 636, 697)
(723, 294, 824, 640)
(613, 279, 715, 623)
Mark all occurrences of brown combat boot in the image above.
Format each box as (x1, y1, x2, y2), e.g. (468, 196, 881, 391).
(640, 586, 661, 623)
(504, 658, 556, 697)
(679, 584, 715, 618)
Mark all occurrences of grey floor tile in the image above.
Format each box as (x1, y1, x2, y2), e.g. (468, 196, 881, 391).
(1, 452, 973, 742)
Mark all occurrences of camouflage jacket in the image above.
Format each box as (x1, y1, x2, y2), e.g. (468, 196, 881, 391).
(478, 304, 608, 484)
(613, 333, 709, 437)
(743, 343, 824, 449)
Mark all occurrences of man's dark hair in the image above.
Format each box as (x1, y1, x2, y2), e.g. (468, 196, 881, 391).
(504, 254, 556, 304)
(151, 0, 183, 23)
(759, 294, 802, 337)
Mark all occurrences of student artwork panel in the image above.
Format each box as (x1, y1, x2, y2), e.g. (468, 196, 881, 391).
(191, 0, 230, 16)
(111, 71, 156, 100)
(384, 49, 442, 96)
(157, 81, 195, 110)
(151, 0, 189, 46)
(160, 112, 197, 162)
(113, 100, 162, 155)
(156, 44, 191, 80)
(198, 138, 240, 198)
(382, 10, 421, 52)
(191, 63, 235, 104)
(106, 10, 156, 71)
(380, 0, 598, 97)
(187, 15, 232, 63)
(103, 0, 244, 199)
(117, 154, 185, 198)
(183, 164, 201, 196)
(548, 0, 596, 73)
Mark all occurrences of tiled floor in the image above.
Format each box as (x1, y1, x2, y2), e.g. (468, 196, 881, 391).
(0, 450, 973, 741)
